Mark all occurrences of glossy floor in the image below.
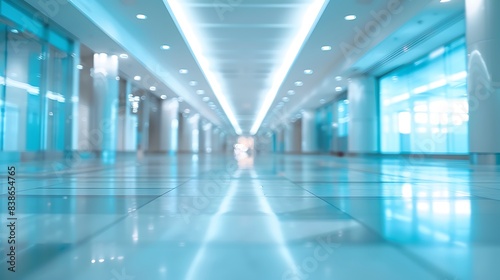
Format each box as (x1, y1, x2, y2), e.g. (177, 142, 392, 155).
(1, 153, 500, 280)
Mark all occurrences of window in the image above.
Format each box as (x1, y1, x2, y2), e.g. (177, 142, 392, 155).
(0, 1, 75, 152)
(380, 38, 468, 154)
(2, 26, 43, 151)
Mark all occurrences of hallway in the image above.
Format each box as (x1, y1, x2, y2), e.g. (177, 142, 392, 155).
(2, 154, 499, 279)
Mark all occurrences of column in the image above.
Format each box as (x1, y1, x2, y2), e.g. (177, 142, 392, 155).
(211, 127, 220, 153)
(190, 114, 200, 153)
(92, 53, 119, 161)
(214, 129, 226, 153)
(124, 81, 137, 151)
(348, 75, 379, 154)
(139, 91, 150, 152)
(178, 113, 200, 153)
(69, 42, 80, 152)
(331, 101, 340, 152)
(159, 98, 179, 153)
(199, 120, 213, 153)
(301, 110, 318, 153)
(466, 0, 500, 164)
(116, 81, 125, 151)
(275, 126, 285, 153)
(284, 121, 301, 153)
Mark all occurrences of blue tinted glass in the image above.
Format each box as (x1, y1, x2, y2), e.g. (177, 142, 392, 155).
(380, 38, 468, 154)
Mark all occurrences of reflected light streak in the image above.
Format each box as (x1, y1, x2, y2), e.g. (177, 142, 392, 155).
(185, 169, 242, 280)
(250, 169, 297, 272)
(402, 183, 413, 198)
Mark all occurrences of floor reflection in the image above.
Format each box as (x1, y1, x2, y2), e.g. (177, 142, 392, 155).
(1, 154, 499, 279)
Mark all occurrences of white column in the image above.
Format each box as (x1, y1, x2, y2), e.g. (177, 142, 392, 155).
(216, 130, 226, 153)
(466, 0, 500, 164)
(200, 120, 213, 153)
(159, 99, 179, 153)
(190, 114, 200, 153)
(276, 126, 285, 153)
(123, 81, 137, 151)
(301, 110, 318, 153)
(92, 53, 119, 160)
(179, 113, 200, 153)
(348, 75, 379, 154)
(284, 121, 301, 153)
(211, 127, 220, 153)
(139, 92, 150, 152)
(117, 80, 137, 152)
(331, 102, 340, 152)
(69, 42, 80, 151)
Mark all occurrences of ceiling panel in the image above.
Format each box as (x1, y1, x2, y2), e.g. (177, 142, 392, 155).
(23, 0, 466, 136)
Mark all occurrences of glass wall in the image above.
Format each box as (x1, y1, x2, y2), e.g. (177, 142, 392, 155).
(337, 100, 349, 138)
(314, 95, 349, 153)
(380, 38, 468, 154)
(316, 105, 333, 152)
(0, 1, 75, 152)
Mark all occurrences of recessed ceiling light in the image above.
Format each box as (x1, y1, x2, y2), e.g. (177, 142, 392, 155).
(76, 64, 83, 70)
(134, 76, 141, 81)
(149, 86, 156, 91)
(119, 53, 128, 59)
(161, 95, 167, 99)
(189, 81, 197, 86)
(160, 45, 171, 50)
(294, 81, 303, 87)
(282, 97, 290, 102)
(136, 14, 147, 20)
(335, 87, 343, 92)
(11, 29, 19, 34)
(202, 97, 210, 102)
(184, 109, 190, 113)
(179, 69, 188, 74)
(177, 97, 184, 102)
(287, 90, 295, 96)
(115, 76, 120, 81)
(208, 102, 214, 106)
(344, 15, 356, 21)
(304, 69, 313, 75)
(196, 90, 205, 95)
(321, 45, 332, 51)
(278, 102, 284, 106)
(335, 76, 342, 81)
(440, 0, 451, 2)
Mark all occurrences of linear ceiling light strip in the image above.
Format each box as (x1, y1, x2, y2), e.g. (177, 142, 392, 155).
(164, 0, 243, 135)
(250, 0, 328, 135)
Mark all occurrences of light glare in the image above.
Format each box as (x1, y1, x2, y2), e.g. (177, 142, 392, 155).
(250, 0, 328, 135)
(165, 0, 242, 135)
(344, 15, 356, 21)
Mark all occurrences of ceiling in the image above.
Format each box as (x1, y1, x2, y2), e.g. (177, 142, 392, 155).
(22, 0, 466, 136)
